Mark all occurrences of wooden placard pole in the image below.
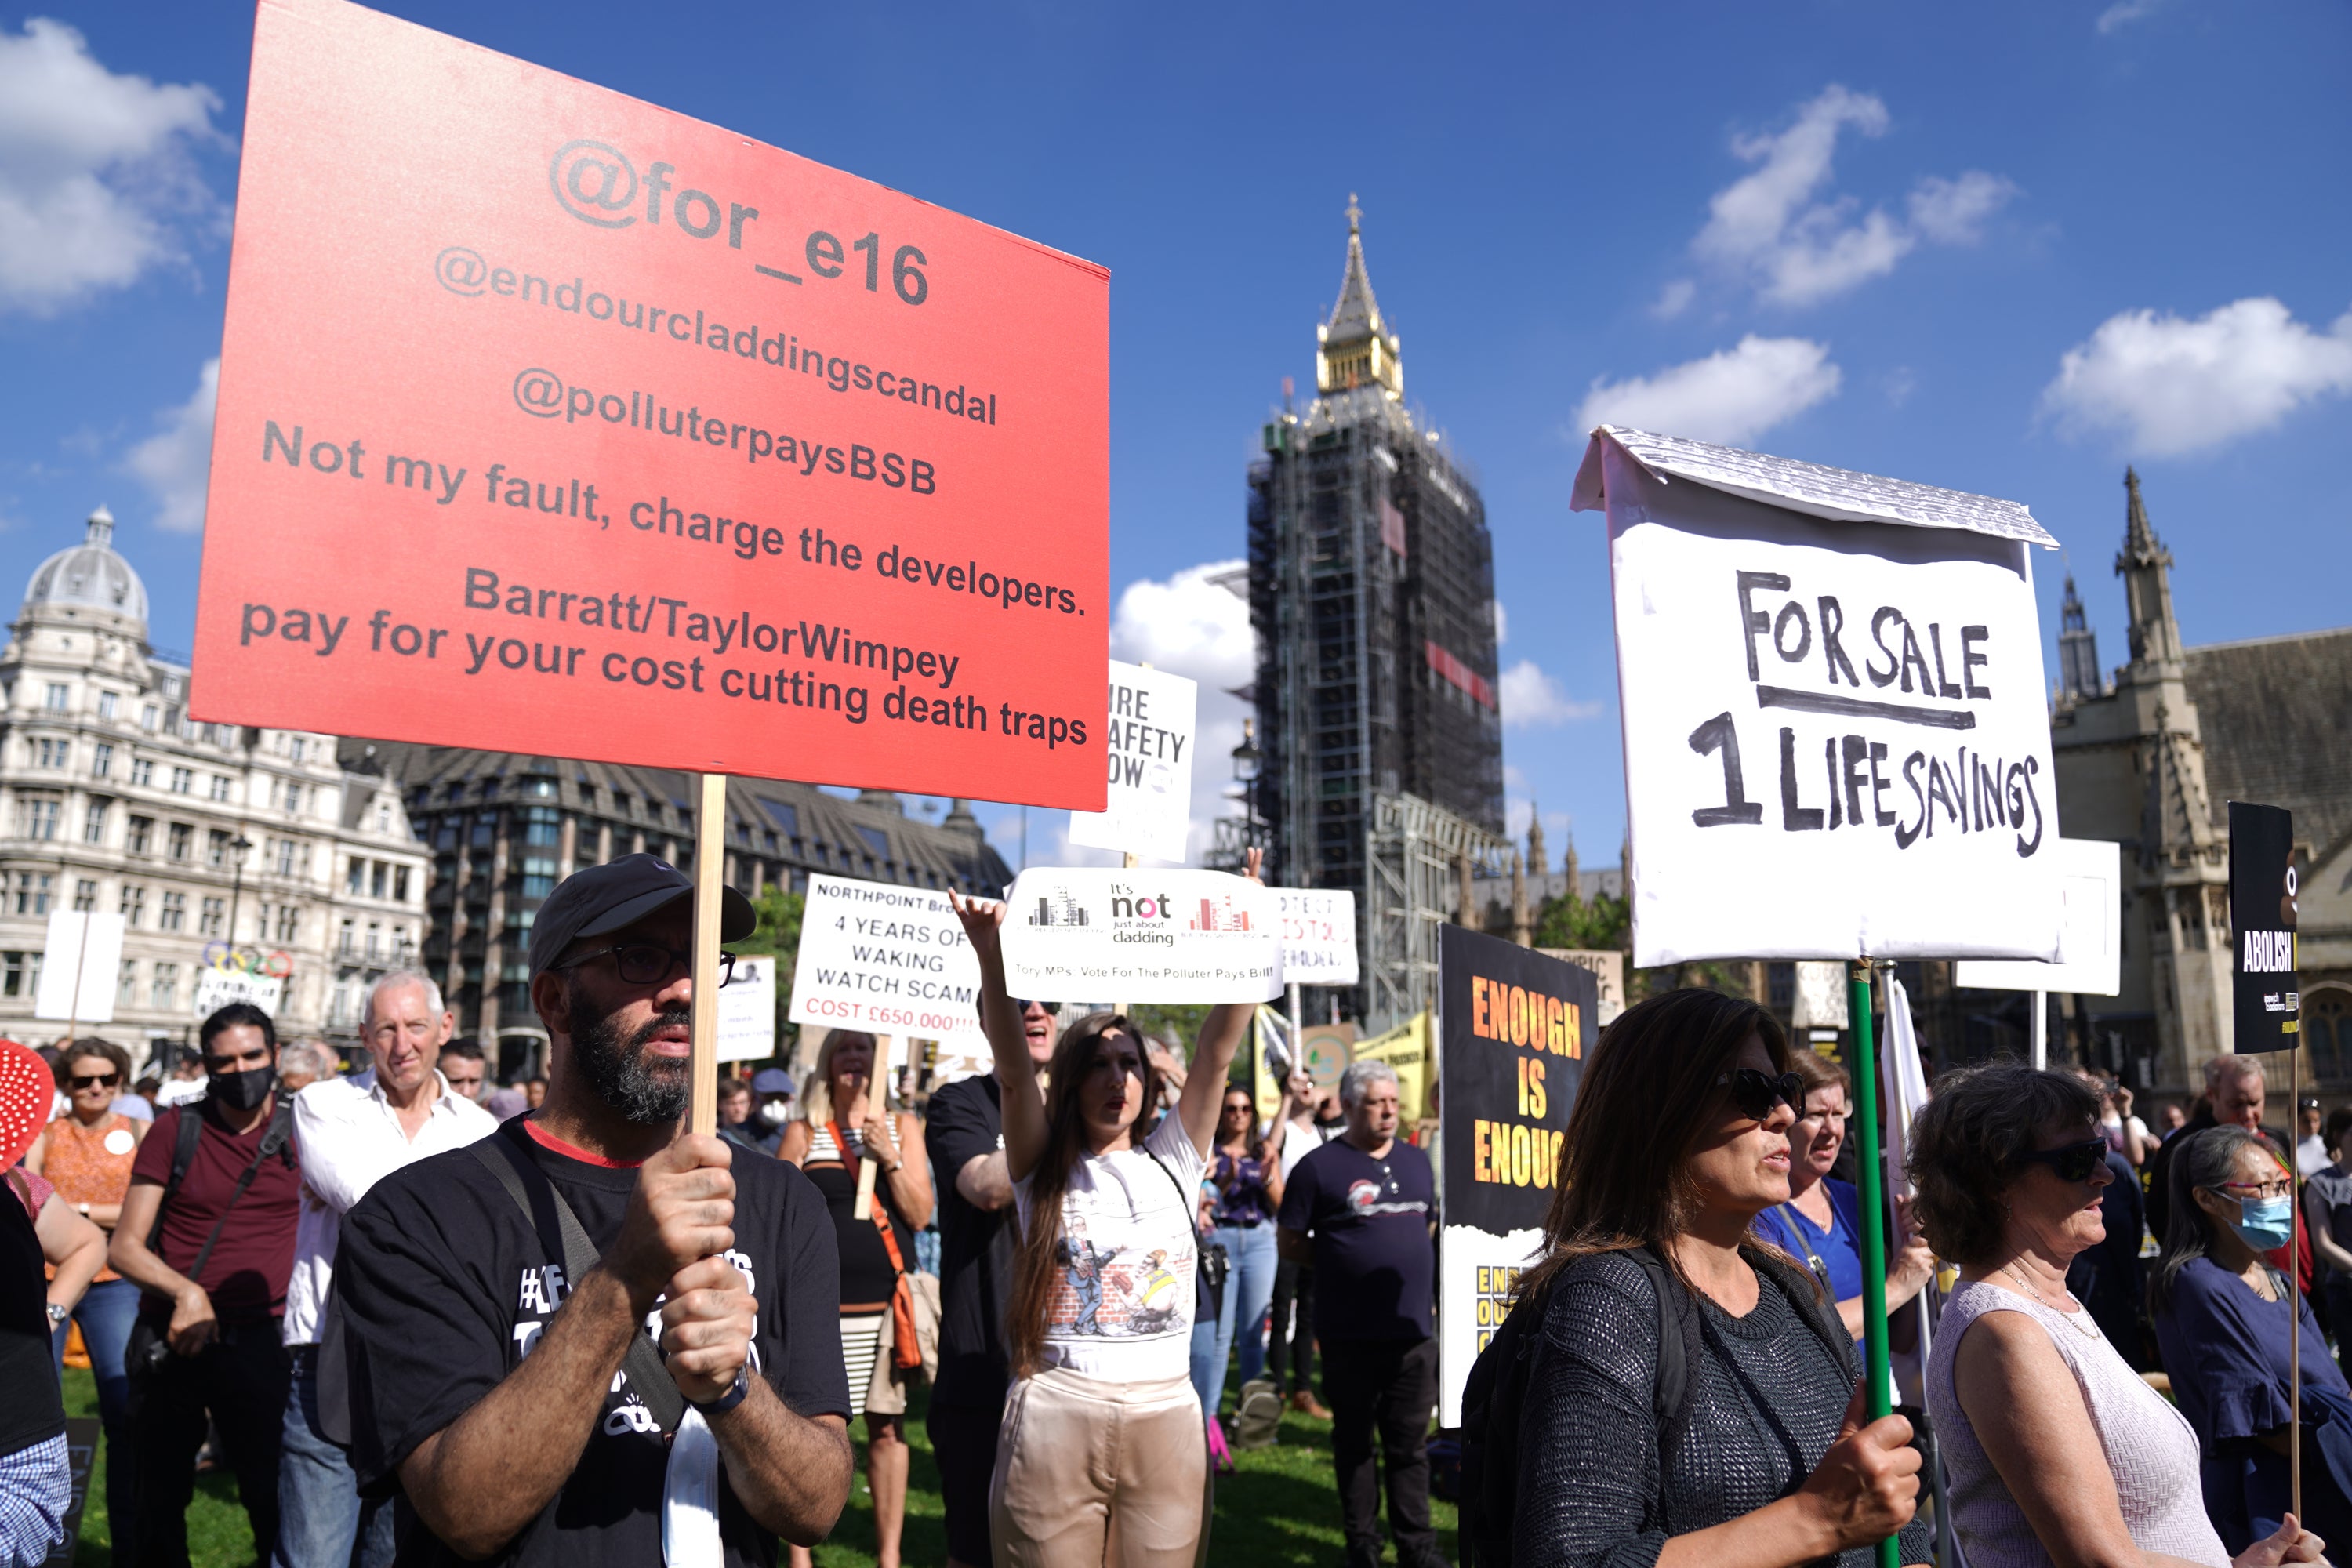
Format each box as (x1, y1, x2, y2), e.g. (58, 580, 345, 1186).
(689, 773, 728, 1138)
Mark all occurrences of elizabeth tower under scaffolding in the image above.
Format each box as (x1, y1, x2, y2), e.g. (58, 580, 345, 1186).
(1247, 200, 1510, 1026)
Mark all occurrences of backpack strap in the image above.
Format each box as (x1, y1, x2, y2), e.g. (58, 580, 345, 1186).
(469, 1127, 686, 1437)
(1628, 1245, 1697, 1443)
(175, 1101, 297, 1287)
(145, 1101, 208, 1249)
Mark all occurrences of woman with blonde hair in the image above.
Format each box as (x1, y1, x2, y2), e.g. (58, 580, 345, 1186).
(779, 1029, 932, 1568)
(949, 850, 1261, 1568)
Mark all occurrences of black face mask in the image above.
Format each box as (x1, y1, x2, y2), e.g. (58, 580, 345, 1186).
(209, 1065, 277, 1112)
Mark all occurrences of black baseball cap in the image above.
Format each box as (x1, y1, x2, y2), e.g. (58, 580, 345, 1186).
(527, 853, 756, 977)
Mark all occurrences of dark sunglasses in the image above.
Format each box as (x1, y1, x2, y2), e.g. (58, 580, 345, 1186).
(1717, 1069, 1805, 1123)
(560, 942, 735, 987)
(1013, 999, 1061, 1015)
(2016, 1137, 2109, 1185)
(69, 1072, 120, 1090)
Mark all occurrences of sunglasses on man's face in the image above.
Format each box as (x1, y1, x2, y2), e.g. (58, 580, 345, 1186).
(2016, 1137, 2109, 1185)
(69, 1072, 119, 1091)
(1014, 999, 1061, 1016)
(1717, 1069, 1804, 1123)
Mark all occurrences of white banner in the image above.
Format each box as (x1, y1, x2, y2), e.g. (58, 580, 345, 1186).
(1276, 888, 1359, 986)
(35, 912, 125, 1024)
(1953, 838, 2123, 996)
(192, 967, 285, 1019)
(1599, 445, 2062, 966)
(1067, 660, 1197, 864)
(999, 867, 1282, 1004)
(717, 955, 778, 1062)
(787, 874, 989, 1044)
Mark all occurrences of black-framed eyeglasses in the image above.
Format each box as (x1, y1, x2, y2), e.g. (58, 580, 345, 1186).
(560, 942, 735, 987)
(1717, 1069, 1804, 1123)
(69, 1072, 119, 1091)
(2017, 1137, 2108, 1185)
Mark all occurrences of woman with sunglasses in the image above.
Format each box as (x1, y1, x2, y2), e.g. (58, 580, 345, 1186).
(1755, 1050, 1936, 1341)
(1912, 1062, 2322, 1568)
(1512, 987, 1930, 1568)
(2151, 1127, 2352, 1555)
(24, 1036, 146, 1559)
(948, 850, 1261, 1568)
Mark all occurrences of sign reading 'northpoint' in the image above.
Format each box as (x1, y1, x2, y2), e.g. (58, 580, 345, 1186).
(190, 0, 1109, 806)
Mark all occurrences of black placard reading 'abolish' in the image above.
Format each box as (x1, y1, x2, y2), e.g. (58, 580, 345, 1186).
(2228, 800, 2299, 1054)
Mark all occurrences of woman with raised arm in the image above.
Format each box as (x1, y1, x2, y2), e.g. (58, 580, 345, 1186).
(949, 848, 1262, 1568)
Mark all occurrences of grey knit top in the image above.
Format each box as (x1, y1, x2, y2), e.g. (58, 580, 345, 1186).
(1514, 1248, 1934, 1568)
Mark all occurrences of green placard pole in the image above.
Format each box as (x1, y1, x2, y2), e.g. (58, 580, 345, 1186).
(1846, 958, 1899, 1568)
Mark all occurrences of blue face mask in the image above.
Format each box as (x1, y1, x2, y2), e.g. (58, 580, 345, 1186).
(2230, 1194, 2295, 1253)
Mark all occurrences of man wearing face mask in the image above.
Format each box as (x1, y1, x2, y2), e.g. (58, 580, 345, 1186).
(111, 1004, 303, 1567)
(749, 1068, 798, 1154)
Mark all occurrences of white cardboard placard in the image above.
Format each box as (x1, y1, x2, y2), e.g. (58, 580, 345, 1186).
(999, 866, 1282, 1003)
(191, 967, 284, 1019)
(36, 912, 125, 1025)
(717, 955, 779, 1062)
(1953, 839, 2122, 996)
(787, 874, 989, 1044)
(1592, 439, 2063, 967)
(1276, 888, 1359, 986)
(1067, 660, 1197, 864)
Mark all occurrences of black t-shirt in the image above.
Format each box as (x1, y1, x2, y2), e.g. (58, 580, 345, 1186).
(1276, 1138, 1437, 1343)
(924, 1073, 1016, 1408)
(2, 1176, 65, 1454)
(337, 1118, 851, 1568)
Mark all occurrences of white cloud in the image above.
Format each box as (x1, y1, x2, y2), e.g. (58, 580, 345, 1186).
(1491, 601, 1508, 645)
(0, 17, 227, 316)
(2096, 0, 2166, 33)
(1575, 336, 1841, 446)
(1109, 559, 1257, 863)
(125, 357, 217, 532)
(2040, 298, 2352, 457)
(1650, 278, 1696, 319)
(1689, 85, 2015, 308)
(1498, 659, 1599, 729)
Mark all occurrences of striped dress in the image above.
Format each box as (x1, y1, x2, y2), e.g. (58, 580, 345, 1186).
(803, 1122, 907, 1419)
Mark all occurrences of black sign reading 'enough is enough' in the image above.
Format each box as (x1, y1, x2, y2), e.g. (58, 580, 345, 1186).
(1439, 926, 1598, 1237)
(2229, 800, 2299, 1054)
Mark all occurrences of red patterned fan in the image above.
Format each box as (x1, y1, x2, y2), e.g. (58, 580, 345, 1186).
(0, 1038, 51, 1172)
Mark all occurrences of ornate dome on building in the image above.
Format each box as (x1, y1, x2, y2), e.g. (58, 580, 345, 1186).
(21, 506, 149, 631)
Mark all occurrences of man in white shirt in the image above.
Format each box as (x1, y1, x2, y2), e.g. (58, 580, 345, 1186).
(276, 970, 496, 1568)
(1261, 1067, 1334, 1417)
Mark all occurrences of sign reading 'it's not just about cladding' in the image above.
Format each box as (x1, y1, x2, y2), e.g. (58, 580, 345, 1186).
(189, 0, 1109, 808)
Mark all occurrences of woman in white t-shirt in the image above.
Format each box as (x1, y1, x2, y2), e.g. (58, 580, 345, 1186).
(950, 852, 1261, 1568)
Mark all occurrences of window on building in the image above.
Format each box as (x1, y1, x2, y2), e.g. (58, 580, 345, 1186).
(130, 758, 152, 787)
(346, 857, 365, 895)
(150, 963, 179, 1010)
(1, 952, 41, 996)
(376, 799, 392, 832)
(273, 838, 299, 877)
(394, 866, 412, 902)
(82, 800, 106, 844)
(126, 816, 152, 855)
(275, 904, 300, 942)
(31, 738, 67, 770)
(289, 736, 307, 764)
(140, 704, 158, 731)
(91, 743, 112, 779)
(9, 873, 50, 916)
(97, 691, 118, 721)
(371, 861, 389, 898)
(210, 775, 230, 802)
(524, 776, 557, 799)
(521, 806, 560, 848)
(855, 826, 891, 860)
(283, 782, 303, 815)
(470, 815, 496, 848)
(519, 854, 557, 901)
(168, 822, 192, 861)
(206, 829, 229, 867)
(365, 921, 383, 960)
(16, 797, 59, 841)
(120, 886, 145, 927)
(169, 767, 193, 794)
(116, 960, 137, 1007)
(72, 880, 95, 913)
(159, 891, 186, 931)
(44, 684, 67, 712)
(200, 896, 223, 936)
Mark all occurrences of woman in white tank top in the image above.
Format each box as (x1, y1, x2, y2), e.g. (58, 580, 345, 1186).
(1908, 1062, 2322, 1568)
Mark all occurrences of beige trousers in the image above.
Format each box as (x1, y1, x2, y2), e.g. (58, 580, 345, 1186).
(989, 1367, 1207, 1568)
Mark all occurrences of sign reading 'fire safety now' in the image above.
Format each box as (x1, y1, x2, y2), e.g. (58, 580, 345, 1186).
(191, 0, 1110, 808)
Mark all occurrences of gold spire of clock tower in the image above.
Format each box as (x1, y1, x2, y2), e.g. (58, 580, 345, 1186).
(1316, 194, 1403, 400)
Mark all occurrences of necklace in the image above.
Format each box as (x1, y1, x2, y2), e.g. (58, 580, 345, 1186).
(2002, 1261, 2099, 1337)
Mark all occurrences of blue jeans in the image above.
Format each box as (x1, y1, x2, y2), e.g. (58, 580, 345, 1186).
(52, 1276, 140, 1563)
(273, 1346, 394, 1568)
(1188, 1221, 1279, 1418)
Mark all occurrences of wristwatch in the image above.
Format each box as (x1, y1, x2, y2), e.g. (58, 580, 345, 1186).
(689, 1365, 751, 1416)
(46, 1302, 69, 1330)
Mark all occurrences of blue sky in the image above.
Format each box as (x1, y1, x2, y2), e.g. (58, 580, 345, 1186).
(2, 0, 2347, 874)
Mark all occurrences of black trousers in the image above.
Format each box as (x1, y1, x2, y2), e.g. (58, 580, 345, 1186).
(925, 1383, 1006, 1567)
(126, 1319, 291, 1568)
(1320, 1335, 1438, 1568)
(1267, 1259, 1316, 1394)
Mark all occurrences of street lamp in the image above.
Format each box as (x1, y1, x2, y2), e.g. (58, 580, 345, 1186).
(227, 833, 252, 945)
(1231, 720, 1263, 851)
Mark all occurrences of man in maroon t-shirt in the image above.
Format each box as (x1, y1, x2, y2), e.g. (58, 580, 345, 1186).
(111, 1003, 302, 1567)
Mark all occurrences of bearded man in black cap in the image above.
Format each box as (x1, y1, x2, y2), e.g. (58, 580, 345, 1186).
(335, 855, 852, 1568)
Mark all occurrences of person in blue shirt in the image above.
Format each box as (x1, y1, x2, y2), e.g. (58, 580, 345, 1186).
(1753, 1050, 1933, 1338)
(2151, 1124, 2352, 1553)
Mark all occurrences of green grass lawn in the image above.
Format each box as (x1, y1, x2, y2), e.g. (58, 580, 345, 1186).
(61, 1367, 1458, 1567)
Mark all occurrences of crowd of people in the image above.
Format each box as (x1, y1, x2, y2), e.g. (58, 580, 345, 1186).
(5, 848, 2352, 1568)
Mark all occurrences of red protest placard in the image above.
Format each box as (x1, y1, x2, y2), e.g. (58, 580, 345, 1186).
(191, 0, 1109, 808)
